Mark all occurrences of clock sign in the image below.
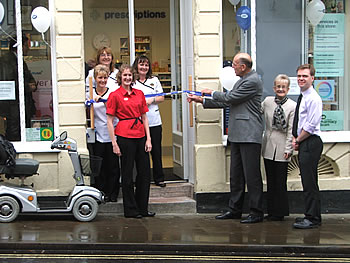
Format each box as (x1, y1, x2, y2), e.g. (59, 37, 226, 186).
(92, 33, 111, 49)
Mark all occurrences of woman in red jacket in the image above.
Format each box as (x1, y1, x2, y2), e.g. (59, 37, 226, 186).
(106, 64, 155, 218)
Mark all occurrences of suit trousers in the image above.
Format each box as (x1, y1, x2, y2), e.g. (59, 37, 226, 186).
(264, 158, 289, 217)
(150, 125, 165, 183)
(229, 142, 263, 216)
(92, 141, 120, 199)
(298, 135, 323, 222)
(117, 136, 151, 217)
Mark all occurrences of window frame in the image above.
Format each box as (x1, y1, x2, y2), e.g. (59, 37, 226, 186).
(12, 0, 58, 152)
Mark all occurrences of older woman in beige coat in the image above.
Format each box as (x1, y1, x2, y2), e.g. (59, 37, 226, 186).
(262, 74, 296, 221)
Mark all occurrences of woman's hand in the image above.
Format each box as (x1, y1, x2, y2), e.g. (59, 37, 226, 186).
(146, 97, 154, 106)
(145, 139, 152, 152)
(112, 142, 121, 156)
(94, 95, 102, 102)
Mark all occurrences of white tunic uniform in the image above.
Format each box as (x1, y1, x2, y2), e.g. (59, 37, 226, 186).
(133, 77, 163, 127)
(85, 68, 119, 93)
(86, 87, 118, 143)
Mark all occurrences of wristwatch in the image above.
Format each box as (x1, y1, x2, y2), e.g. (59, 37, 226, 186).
(295, 139, 300, 144)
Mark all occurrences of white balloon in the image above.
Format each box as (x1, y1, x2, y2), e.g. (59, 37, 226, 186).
(228, 0, 240, 6)
(306, 0, 325, 27)
(0, 2, 4, 24)
(31, 7, 51, 33)
(219, 66, 240, 91)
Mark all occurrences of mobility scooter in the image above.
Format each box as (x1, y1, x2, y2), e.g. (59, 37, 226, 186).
(0, 131, 105, 222)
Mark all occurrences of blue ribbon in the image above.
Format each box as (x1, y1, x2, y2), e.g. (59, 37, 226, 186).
(85, 98, 108, 107)
(85, 90, 210, 106)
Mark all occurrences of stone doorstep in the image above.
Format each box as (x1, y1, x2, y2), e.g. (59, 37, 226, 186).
(99, 182, 196, 214)
(149, 182, 193, 198)
(99, 196, 196, 214)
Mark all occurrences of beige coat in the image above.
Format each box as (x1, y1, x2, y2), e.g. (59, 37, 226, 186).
(261, 96, 296, 162)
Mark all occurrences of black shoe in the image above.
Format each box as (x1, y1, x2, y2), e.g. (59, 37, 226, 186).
(104, 196, 111, 202)
(215, 211, 241, 220)
(141, 211, 156, 217)
(295, 217, 305, 223)
(295, 217, 322, 224)
(240, 214, 263, 224)
(264, 215, 284, 221)
(125, 214, 142, 219)
(293, 218, 321, 229)
(155, 182, 166, 187)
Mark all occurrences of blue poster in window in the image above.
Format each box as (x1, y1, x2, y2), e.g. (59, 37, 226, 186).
(314, 80, 335, 102)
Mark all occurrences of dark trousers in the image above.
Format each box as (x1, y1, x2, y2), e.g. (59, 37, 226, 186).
(150, 125, 164, 183)
(264, 158, 289, 217)
(298, 135, 323, 222)
(118, 136, 151, 217)
(229, 142, 263, 216)
(92, 141, 120, 199)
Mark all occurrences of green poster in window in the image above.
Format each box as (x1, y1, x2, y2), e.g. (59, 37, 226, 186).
(40, 127, 54, 141)
(321, 111, 343, 131)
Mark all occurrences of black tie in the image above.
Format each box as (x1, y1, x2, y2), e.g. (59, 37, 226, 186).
(292, 94, 303, 138)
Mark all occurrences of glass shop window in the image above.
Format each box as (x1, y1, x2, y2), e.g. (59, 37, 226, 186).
(222, 0, 245, 135)
(307, 0, 346, 131)
(0, 0, 54, 142)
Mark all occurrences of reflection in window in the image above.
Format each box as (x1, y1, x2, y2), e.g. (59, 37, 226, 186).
(308, 0, 345, 131)
(0, 0, 54, 142)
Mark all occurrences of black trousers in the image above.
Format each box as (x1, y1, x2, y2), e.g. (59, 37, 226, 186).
(229, 142, 263, 216)
(298, 135, 323, 222)
(150, 125, 164, 183)
(92, 141, 120, 199)
(264, 158, 289, 217)
(117, 136, 151, 217)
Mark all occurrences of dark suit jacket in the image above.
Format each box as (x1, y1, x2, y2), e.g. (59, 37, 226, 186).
(203, 70, 263, 144)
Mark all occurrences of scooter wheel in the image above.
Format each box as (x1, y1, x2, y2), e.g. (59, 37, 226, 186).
(0, 196, 20, 223)
(72, 196, 98, 222)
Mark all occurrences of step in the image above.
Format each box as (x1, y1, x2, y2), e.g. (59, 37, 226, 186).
(149, 182, 193, 198)
(99, 182, 196, 214)
(99, 196, 196, 214)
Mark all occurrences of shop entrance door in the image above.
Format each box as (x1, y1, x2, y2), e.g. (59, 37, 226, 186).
(170, 0, 192, 180)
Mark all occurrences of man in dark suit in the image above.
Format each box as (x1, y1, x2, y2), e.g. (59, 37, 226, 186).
(187, 53, 264, 223)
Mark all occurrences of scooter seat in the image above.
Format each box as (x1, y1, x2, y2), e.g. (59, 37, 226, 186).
(0, 158, 39, 177)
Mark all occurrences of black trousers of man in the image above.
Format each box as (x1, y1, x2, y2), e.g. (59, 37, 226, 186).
(117, 136, 151, 217)
(298, 135, 323, 223)
(264, 158, 289, 217)
(229, 142, 263, 216)
(150, 125, 165, 184)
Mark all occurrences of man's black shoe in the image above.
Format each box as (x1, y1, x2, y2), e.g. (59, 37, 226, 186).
(240, 214, 263, 224)
(141, 211, 156, 217)
(215, 211, 241, 220)
(293, 218, 321, 229)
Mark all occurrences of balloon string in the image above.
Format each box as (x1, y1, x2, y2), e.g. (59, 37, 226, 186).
(40, 32, 81, 76)
(0, 26, 18, 46)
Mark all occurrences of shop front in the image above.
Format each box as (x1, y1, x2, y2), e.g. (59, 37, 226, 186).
(1, 0, 350, 214)
(194, 0, 350, 213)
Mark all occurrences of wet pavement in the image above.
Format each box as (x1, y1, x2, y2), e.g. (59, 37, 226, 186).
(0, 213, 350, 262)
